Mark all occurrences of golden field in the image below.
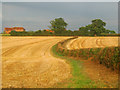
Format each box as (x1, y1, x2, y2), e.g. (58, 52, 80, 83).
(1, 36, 119, 88)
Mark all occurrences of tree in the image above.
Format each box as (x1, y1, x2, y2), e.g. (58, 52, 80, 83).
(10, 30, 17, 36)
(78, 19, 116, 36)
(79, 19, 108, 36)
(49, 18, 68, 34)
(89, 19, 106, 36)
(92, 19, 106, 28)
(79, 26, 87, 31)
(109, 30, 116, 34)
(79, 26, 89, 36)
(35, 30, 41, 33)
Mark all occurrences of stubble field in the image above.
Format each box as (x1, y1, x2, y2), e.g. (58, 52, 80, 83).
(1, 36, 119, 88)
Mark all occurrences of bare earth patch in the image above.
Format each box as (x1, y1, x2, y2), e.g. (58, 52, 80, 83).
(82, 58, 118, 88)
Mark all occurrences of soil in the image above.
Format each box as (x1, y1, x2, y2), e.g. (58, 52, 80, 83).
(82, 57, 118, 88)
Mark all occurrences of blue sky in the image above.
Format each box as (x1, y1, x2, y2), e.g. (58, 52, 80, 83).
(2, 2, 118, 33)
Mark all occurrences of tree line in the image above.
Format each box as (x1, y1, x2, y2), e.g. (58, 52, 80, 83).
(10, 18, 117, 36)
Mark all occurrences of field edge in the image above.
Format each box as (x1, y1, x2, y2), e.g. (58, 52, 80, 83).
(50, 44, 106, 88)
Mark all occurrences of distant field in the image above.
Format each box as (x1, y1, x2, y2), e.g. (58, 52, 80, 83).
(66, 37, 119, 50)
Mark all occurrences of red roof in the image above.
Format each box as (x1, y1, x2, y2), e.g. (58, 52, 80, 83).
(50, 30, 54, 32)
(46, 29, 49, 31)
(13, 27, 24, 29)
(5, 28, 13, 31)
(45, 29, 54, 32)
(5, 27, 25, 31)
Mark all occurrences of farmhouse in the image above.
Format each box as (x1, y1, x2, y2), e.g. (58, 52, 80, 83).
(4, 27, 25, 34)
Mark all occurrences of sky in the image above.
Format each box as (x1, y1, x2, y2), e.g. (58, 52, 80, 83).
(1, 0, 120, 2)
(1, 2, 119, 33)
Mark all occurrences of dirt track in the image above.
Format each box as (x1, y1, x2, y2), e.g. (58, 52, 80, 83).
(2, 36, 119, 88)
(66, 37, 119, 50)
(2, 36, 71, 88)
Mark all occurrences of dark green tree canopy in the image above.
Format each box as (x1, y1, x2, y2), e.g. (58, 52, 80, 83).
(92, 19, 106, 28)
(79, 19, 116, 36)
(49, 18, 68, 34)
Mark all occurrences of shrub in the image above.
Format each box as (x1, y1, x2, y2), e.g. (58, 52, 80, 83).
(56, 38, 119, 71)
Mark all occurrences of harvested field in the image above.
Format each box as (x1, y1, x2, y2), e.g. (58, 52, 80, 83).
(56, 36, 119, 88)
(66, 37, 119, 50)
(2, 36, 71, 88)
(1, 36, 119, 88)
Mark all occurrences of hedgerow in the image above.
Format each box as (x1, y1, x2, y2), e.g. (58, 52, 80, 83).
(56, 38, 119, 71)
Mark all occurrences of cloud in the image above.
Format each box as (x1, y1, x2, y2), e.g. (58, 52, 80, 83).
(2, 2, 118, 33)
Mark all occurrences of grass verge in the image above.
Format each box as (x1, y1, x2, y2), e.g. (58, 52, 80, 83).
(51, 44, 105, 88)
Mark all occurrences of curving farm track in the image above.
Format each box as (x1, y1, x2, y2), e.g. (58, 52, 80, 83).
(2, 36, 119, 88)
(66, 37, 119, 50)
(2, 36, 71, 88)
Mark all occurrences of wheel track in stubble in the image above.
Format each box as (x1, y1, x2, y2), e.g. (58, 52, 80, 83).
(2, 36, 118, 88)
(2, 37, 71, 88)
(66, 37, 118, 50)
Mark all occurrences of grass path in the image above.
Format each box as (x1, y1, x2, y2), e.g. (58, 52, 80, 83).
(51, 44, 106, 88)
